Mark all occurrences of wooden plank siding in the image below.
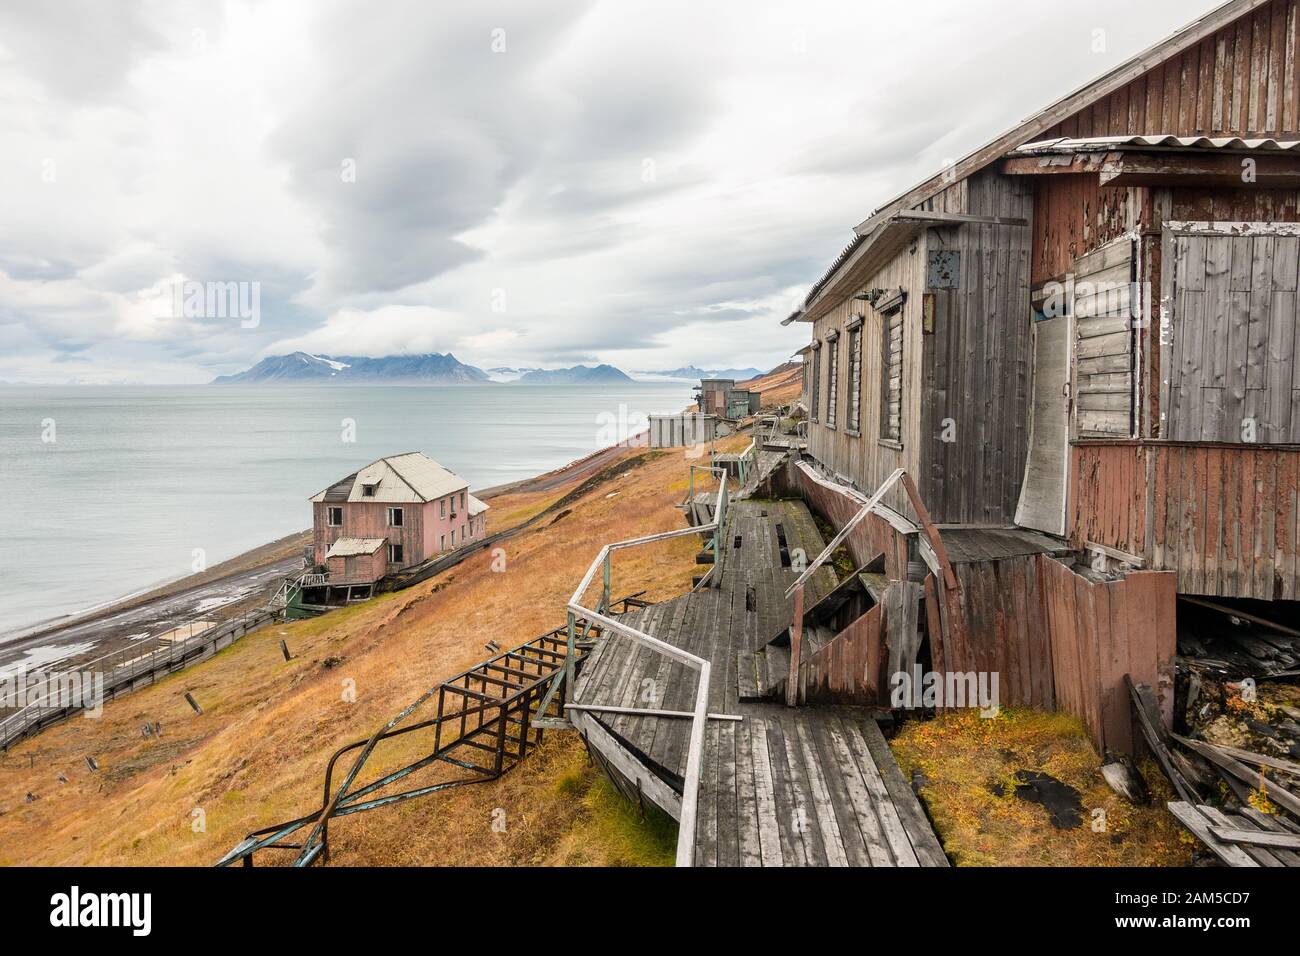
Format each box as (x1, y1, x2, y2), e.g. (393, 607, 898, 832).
(1037, 556, 1178, 751)
(932, 555, 1056, 712)
(1069, 441, 1300, 599)
(806, 240, 926, 520)
(920, 172, 1035, 526)
(1038, 0, 1300, 142)
(795, 604, 885, 705)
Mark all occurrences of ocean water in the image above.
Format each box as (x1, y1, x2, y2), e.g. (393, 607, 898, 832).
(0, 383, 693, 636)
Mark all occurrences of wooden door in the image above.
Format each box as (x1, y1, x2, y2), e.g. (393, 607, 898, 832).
(1015, 314, 1071, 535)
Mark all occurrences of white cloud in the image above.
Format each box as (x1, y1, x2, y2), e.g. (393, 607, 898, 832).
(0, 0, 1226, 381)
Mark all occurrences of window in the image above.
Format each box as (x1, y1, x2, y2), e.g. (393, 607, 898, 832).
(459, 492, 465, 510)
(810, 343, 821, 422)
(879, 302, 904, 445)
(327, 506, 343, 527)
(388, 543, 404, 563)
(847, 323, 863, 433)
(825, 332, 839, 429)
(450, 529, 456, 546)
(440, 534, 445, 551)
(387, 507, 404, 527)
(362, 483, 376, 497)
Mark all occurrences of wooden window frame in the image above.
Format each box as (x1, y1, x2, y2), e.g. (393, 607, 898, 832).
(388, 543, 404, 564)
(809, 340, 822, 423)
(825, 330, 840, 430)
(387, 506, 404, 527)
(326, 506, 343, 527)
(878, 298, 905, 449)
(846, 316, 863, 436)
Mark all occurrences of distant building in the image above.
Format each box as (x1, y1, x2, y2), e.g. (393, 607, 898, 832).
(308, 452, 488, 598)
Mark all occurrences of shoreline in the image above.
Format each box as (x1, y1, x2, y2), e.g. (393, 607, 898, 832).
(4, 437, 651, 657)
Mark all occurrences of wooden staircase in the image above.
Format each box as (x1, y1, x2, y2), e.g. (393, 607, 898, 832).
(216, 624, 593, 867)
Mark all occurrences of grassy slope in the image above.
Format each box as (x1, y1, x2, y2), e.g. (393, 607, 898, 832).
(0, 441, 744, 866)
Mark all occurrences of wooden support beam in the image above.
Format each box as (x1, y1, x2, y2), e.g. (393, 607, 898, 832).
(900, 472, 958, 591)
(1100, 151, 1300, 188)
(893, 209, 1029, 227)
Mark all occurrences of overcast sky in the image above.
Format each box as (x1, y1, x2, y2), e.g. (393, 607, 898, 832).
(0, 0, 1223, 384)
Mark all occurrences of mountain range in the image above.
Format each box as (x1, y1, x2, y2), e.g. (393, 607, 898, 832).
(212, 353, 638, 386)
(638, 365, 763, 381)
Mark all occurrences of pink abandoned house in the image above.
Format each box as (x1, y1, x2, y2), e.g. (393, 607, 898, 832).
(307, 452, 488, 602)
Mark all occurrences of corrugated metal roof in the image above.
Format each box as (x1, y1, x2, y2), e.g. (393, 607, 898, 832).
(326, 537, 386, 558)
(467, 493, 488, 517)
(1013, 135, 1300, 155)
(310, 452, 470, 503)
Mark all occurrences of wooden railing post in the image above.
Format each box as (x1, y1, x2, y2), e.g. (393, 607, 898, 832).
(786, 584, 804, 707)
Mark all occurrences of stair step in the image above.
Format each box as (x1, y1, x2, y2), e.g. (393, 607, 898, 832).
(736, 651, 762, 701)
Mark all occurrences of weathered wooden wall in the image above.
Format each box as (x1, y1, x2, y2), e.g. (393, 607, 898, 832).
(1038, 557, 1177, 754)
(1070, 440, 1300, 599)
(1039, 0, 1300, 140)
(1030, 177, 1137, 286)
(796, 604, 884, 705)
(919, 171, 1035, 525)
(928, 556, 1055, 711)
(805, 244, 926, 519)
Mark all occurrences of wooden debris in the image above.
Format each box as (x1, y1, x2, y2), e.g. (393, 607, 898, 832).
(1167, 802, 1258, 867)
(1172, 733, 1300, 819)
(1125, 675, 1198, 803)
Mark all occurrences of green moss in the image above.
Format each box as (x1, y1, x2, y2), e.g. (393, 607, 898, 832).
(580, 775, 677, 867)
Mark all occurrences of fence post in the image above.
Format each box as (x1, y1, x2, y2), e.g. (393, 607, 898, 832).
(601, 552, 611, 615)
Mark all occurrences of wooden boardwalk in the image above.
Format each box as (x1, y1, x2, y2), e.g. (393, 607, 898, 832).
(572, 499, 947, 867)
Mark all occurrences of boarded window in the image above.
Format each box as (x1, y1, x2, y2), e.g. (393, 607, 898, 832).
(847, 324, 863, 432)
(1072, 238, 1136, 439)
(1164, 225, 1300, 443)
(825, 334, 839, 428)
(810, 344, 821, 422)
(879, 304, 903, 444)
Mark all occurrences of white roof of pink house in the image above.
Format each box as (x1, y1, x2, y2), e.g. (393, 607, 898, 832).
(310, 452, 473, 504)
(326, 537, 386, 558)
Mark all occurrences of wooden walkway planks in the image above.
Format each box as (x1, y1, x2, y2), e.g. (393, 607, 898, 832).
(572, 498, 947, 867)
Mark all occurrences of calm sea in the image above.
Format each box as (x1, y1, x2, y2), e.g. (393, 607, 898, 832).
(0, 383, 693, 636)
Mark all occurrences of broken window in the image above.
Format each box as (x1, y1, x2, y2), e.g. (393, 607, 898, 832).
(387, 507, 403, 527)
(327, 506, 343, 527)
(361, 483, 376, 497)
(388, 543, 404, 563)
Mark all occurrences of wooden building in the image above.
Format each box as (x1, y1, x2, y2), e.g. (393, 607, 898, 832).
(788, 0, 1300, 749)
(309, 452, 487, 599)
